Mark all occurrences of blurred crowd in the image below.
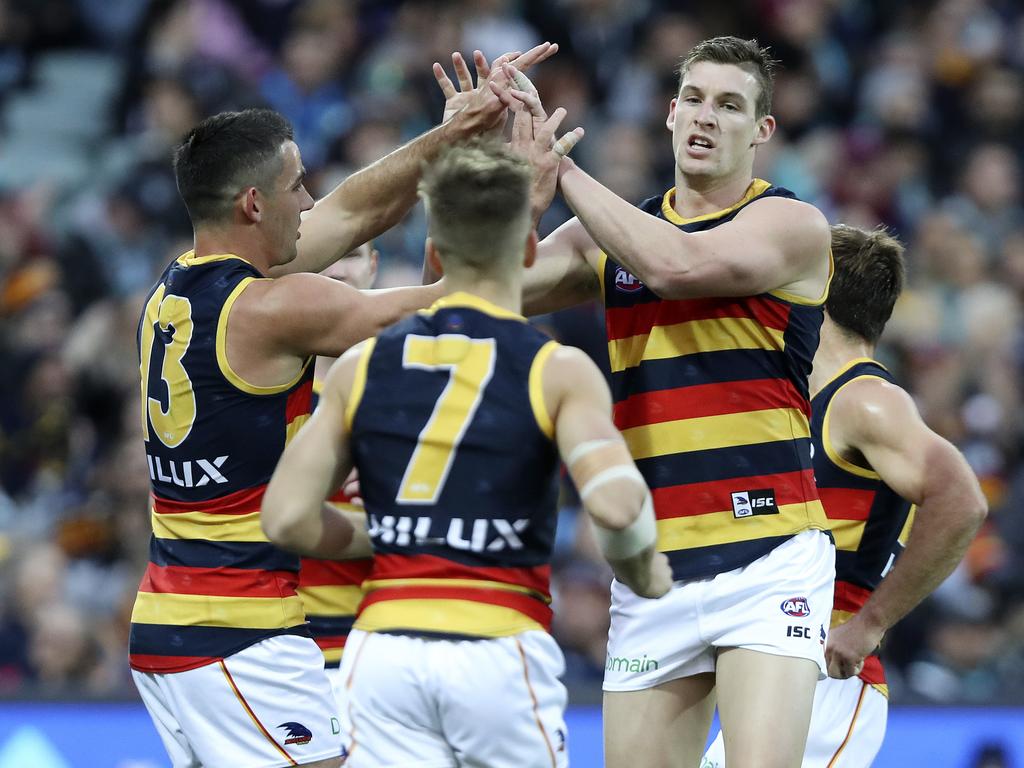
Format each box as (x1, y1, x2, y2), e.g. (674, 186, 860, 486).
(0, 0, 1023, 705)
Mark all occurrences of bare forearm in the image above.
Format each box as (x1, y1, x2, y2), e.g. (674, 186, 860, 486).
(266, 502, 357, 559)
(558, 163, 686, 294)
(859, 491, 984, 634)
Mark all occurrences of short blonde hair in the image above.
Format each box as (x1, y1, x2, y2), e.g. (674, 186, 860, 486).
(419, 139, 533, 270)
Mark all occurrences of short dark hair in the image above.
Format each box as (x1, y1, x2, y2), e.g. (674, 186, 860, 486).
(173, 109, 294, 225)
(418, 138, 532, 270)
(826, 225, 906, 344)
(677, 36, 778, 118)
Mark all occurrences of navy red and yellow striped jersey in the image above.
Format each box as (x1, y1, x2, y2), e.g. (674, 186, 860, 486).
(811, 358, 915, 696)
(602, 180, 831, 581)
(130, 252, 313, 673)
(348, 292, 560, 639)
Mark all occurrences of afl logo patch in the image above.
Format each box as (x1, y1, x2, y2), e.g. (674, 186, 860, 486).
(781, 597, 811, 617)
(614, 267, 644, 293)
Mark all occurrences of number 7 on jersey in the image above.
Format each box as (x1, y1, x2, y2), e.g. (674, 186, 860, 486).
(395, 334, 497, 504)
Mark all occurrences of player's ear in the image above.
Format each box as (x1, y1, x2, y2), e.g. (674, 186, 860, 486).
(241, 187, 261, 223)
(425, 238, 445, 277)
(666, 98, 677, 131)
(752, 114, 776, 146)
(523, 230, 538, 269)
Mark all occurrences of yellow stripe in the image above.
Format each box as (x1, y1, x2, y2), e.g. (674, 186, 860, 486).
(831, 517, 866, 551)
(323, 647, 343, 664)
(770, 245, 834, 307)
(215, 277, 312, 395)
(822, 375, 882, 480)
(597, 251, 608, 295)
(355, 599, 543, 637)
(364, 578, 550, 602)
(656, 501, 827, 551)
(285, 413, 309, 446)
(528, 340, 559, 439)
(898, 505, 915, 545)
(423, 291, 526, 321)
(660, 179, 772, 225)
(608, 316, 786, 373)
(830, 608, 855, 629)
(297, 584, 365, 616)
(176, 251, 254, 268)
(623, 407, 809, 460)
(131, 591, 305, 628)
(151, 510, 268, 543)
(344, 337, 376, 431)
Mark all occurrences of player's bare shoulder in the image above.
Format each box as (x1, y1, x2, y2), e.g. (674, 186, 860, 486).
(831, 375, 919, 445)
(739, 195, 831, 293)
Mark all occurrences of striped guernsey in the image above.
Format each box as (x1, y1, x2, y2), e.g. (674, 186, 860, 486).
(601, 180, 831, 581)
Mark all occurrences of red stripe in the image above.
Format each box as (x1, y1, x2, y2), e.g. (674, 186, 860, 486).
(314, 636, 348, 651)
(139, 563, 298, 598)
(613, 378, 808, 430)
(834, 580, 872, 613)
(360, 585, 553, 629)
(818, 487, 876, 522)
(370, 553, 550, 595)
(129, 653, 217, 673)
(328, 488, 354, 504)
(858, 654, 886, 685)
(299, 558, 373, 587)
(605, 295, 792, 341)
(152, 484, 266, 515)
(286, 380, 313, 425)
(651, 469, 817, 520)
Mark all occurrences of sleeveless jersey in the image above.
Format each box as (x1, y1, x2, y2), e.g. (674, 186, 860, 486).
(602, 180, 831, 581)
(130, 252, 313, 673)
(811, 358, 915, 696)
(348, 292, 560, 638)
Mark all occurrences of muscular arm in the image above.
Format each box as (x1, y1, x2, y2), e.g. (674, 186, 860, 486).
(543, 345, 671, 598)
(232, 273, 444, 369)
(261, 345, 371, 558)
(556, 161, 830, 301)
(523, 218, 601, 316)
(825, 378, 988, 677)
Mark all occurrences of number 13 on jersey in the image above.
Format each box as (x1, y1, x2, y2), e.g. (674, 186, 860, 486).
(396, 334, 496, 504)
(139, 285, 197, 449)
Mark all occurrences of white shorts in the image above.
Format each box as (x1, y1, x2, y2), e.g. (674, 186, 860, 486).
(702, 675, 887, 767)
(132, 635, 343, 768)
(604, 529, 835, 692)
(338, 628, 569, 768)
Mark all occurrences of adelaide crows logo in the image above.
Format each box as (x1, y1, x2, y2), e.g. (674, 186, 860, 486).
(279, 722, 313, 746)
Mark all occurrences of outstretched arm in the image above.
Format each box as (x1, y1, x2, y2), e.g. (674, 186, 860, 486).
(262, 344, 370, 558)
(274, 43, 560, 277)
(824, 378, 987, 678)
(555, 159, 830, 301)
(543, 345, 672, 598)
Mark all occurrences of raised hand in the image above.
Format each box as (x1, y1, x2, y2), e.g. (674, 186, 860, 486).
(432, 42, 559, 132)
(504, 65, 584, 222)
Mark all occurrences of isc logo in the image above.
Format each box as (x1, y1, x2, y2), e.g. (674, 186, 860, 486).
(731, 489, 777, 518)
(614, 267, 644, 293)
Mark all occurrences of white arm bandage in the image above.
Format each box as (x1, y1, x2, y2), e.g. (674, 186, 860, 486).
(568, 440, 658, 560)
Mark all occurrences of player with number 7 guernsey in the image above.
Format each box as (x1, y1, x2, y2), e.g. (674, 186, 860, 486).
(262, 138, 671, 768)
(127, 43, 561, 767)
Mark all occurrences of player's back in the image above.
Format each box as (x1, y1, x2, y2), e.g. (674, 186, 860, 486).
(131, 251, 313, 673)
(347, 291, 561, 638)
(810, 358, 914, 694)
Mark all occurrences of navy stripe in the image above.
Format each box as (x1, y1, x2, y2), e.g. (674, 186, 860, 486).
(665, 534, 795, 582)
(637, 438, 812, 490)
(306, 616, 356, 635)
(369, 541, 552, 570)
(610, 349, 788, 401)
(816, 472, 880, 492)
(149, 536, 299, 572)
(129, 623, 310, 658)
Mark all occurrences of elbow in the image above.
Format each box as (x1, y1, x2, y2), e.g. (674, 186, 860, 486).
(643, 266, 689, 300)
(585, 486, 645, 532)
(967, 490, 989, 530)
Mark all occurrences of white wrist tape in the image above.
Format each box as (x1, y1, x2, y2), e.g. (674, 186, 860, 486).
(591, 492, 657, 561)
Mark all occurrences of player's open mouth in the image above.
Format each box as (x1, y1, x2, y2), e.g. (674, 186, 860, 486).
(686, 134, 715, 155)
